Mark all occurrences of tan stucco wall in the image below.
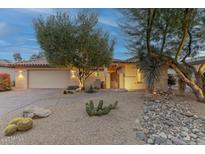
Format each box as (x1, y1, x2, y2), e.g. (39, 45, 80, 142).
(122, 64, 146, 90)
(84, 71, 106, 88)
(14, 63, 168, 90)
(15, 69, 28, 89)
(15, 68, 108, 89)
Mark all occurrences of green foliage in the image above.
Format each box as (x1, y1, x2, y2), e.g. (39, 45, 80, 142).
(13, 52, 22, 62)
(120, 9, 205, 57)
(85, 100, 118, 116)
(34, 10, 115, 88)
(138, 54, 163, 90)
(85, 85, 96, 93)
(30, 51, 45, 60)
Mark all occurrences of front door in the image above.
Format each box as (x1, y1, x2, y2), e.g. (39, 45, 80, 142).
(110, 71, 119, 89)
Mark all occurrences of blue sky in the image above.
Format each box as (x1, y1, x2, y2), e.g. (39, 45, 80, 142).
(0, 8, 130, 61)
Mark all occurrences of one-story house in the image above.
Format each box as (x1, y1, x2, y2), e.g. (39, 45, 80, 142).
(6, 57, 168, 91)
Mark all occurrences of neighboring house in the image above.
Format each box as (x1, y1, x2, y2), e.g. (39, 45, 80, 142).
(7, 57, 168, 91)
(168, 56, 205, 90)
(0, 59, 15, 84)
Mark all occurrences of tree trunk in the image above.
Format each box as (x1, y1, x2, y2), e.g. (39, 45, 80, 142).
(171, 63, 205, 103)
(79, 79, 85, 90)
(178, 78, 186, 95)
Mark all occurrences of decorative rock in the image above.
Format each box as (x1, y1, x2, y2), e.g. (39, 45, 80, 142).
(143, 116, 149, 121)
(147, 138, 154, 144)
(197, 139, 205, 145)
(192, 128, 200, 134)
(136, 131, 146, 141)
(158, 132, 167, 139)
(23, 107, 52, 119)
(134, 119, 142, 131)
(183, 111, 194, 117)
(193, 115, 199, 119)
(181, 132, 188, 137)
(4, 124, 17, 136)
(189, 133, 198, 139)
(189, 141, 197, 145)
(183, 135, 191, 141)
(136, 98, 205, 145)
(164, 139, 173, 145)
(154, 100, 160, 103)
(170, 137, 187, 145)
(181, 127, 189, 132)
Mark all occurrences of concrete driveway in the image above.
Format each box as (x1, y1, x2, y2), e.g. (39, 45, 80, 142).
(0, 89, 64, 117)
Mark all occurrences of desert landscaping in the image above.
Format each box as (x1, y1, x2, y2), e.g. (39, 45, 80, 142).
(0, 89, 205, 145)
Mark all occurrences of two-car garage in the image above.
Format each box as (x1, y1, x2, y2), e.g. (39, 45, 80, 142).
(28, 70, 77, 89)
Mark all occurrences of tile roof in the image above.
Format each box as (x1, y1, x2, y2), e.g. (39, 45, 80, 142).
(0, 59, 12, 67)
(5, 56, 140, 68)
(124, 56, 139, 63)
(10, 58, 49, 67)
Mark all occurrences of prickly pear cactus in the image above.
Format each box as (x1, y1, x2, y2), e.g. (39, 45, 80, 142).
(85, 100, 118, 116)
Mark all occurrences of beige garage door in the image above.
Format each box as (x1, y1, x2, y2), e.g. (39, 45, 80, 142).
(29, 70, 76, 88)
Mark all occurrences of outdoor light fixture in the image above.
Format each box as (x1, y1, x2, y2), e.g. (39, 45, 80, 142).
(18, 70, 24, 80)
(94, 71, 99, 77)
(70, 70, 76, 78)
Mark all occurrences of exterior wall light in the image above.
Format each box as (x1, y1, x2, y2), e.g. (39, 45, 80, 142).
(70, 70, 76, 78)
(18, 70, 24, 80)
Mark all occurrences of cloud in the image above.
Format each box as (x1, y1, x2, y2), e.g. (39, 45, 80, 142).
(0, 40, 10, 46)
(0, 22, 11, 36)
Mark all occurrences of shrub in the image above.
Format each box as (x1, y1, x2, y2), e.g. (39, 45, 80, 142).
(85, 100, 118, 116)
(0, 72, 11, 91)
(85, 85, 96, 93)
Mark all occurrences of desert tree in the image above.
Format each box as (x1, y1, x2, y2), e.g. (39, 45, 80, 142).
(34, 10, 115, 89)
(13, 52, 23, 62)
(121, 8, 205, 102)
(30, 51, 45, 60)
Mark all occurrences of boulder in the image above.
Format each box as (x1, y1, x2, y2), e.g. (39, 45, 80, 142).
(23, 107, 52, 119)
(4, 124, 17, 136)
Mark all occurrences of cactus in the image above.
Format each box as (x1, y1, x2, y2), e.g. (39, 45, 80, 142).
(9, 117, 24, 125)
(17, 118, 33, 131)
(97, 100, 104, 111)
(4, 124, 17, 136)
(85, 100, 118, 116)
(4, 117, 33, 136)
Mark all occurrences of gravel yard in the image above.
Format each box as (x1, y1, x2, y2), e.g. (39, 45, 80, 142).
(0, 90, 145, 144)
(0, 89, 205, 145)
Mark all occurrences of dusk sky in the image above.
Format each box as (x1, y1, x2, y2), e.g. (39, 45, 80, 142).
(0, 8, 129, 61)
